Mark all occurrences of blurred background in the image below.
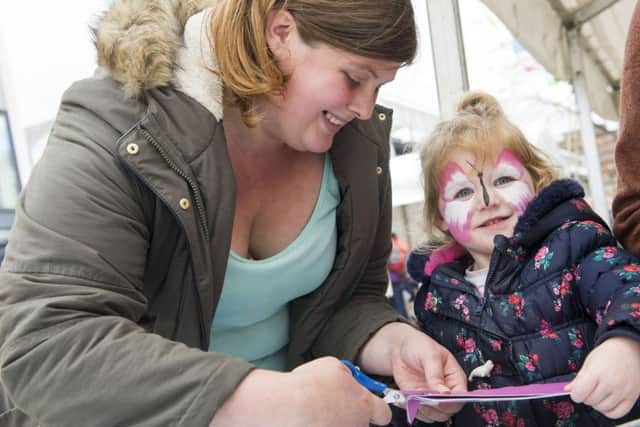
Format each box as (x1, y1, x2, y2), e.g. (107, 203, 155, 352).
(0, 0, 632, 248)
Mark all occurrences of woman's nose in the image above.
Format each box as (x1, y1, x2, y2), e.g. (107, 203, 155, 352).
(348, 88, 376, 120)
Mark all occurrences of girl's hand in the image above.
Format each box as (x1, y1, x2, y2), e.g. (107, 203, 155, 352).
(359, 322, 468, 423)
(210, 357, 391, 427)
(566, 336, 640, 419)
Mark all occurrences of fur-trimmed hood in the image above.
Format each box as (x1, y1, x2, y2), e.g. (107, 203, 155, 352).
(93, 0, 211, 97)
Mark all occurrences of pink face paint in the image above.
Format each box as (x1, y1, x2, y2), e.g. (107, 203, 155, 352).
(493, 149, 534, 214)
(439, 162, 473, 243)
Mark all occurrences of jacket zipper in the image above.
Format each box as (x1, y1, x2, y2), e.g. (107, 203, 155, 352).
(139, 125, 210, 241)
(136, 125, 210, 348)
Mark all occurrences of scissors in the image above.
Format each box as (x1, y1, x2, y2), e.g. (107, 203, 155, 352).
(341, 359, 406, 405)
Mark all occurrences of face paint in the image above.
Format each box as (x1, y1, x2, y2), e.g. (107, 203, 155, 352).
(492, 149, 534, 214)
(466, 160, 490, 207)
(439, 162, 473, 243)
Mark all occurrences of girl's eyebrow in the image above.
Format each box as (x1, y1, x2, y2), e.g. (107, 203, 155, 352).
(491, 161, 521, 178)
(465, 159, 479, 172)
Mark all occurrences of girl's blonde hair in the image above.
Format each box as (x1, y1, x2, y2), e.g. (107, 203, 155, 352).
(210, 0, 417, 126)
(420, 91, 558, 245)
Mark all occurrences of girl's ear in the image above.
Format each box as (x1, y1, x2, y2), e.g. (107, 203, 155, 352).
(265, 9, 296, 61)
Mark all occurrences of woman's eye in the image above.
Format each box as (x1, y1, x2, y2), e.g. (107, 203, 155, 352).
(494, 176, 516, 186)
(344, 73, 361, 88)
(454, 188, 474, 199)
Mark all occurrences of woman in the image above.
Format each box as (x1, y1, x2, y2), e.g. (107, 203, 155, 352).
(0, 0, 466, 426)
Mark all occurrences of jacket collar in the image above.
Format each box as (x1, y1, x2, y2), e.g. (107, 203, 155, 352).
(513, 179, 609, 247)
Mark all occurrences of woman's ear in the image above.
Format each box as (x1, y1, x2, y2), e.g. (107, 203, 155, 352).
(265, 9, 296, 61)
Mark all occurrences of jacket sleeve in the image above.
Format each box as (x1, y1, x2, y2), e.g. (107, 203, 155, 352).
(569, 222, 640, 345)
(0, 83, 252, 426)
(407, 251, 429, 284)
(612, 1, 640, 257)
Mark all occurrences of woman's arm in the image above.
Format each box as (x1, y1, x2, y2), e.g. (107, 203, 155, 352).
(613, 1, 640, 257)
(210, 357, 392, 426)
(0, 81, 252, 426)
(357, 322, 467, 423)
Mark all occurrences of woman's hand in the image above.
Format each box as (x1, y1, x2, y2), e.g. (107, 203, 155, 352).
(210, 357, 391, 427)
(358, 322, 468, 423)
(566, 336, 640, 419)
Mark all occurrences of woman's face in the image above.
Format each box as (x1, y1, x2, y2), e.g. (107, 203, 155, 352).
(437, 147, 535, 268)
(262, 11, 401, 153)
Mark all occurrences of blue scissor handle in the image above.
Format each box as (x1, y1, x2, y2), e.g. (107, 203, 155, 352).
(341, 359, 387, 395)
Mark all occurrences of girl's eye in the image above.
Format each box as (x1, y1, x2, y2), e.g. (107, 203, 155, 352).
(494, 176, 516, 186)
(454, 188, 474, 199)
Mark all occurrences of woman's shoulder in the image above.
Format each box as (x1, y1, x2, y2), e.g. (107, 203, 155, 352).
(61, 76, 220, 159)
(58, 77, 149, 144)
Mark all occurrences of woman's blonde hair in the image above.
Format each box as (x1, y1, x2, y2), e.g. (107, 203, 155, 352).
(420, 91, 558, 245)
(210, 0, 417, 126)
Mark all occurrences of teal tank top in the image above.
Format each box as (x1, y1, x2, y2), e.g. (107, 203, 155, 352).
(209, 154, 339, 371)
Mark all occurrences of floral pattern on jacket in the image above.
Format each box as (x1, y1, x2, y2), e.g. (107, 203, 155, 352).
(406, 180, 640, 427)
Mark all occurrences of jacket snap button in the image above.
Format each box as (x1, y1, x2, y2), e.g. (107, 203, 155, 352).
(377, 113, 386, 121)
(179, 198, 191, 210)
(376, 166, 383, 175)
(126, 143, 140, 155)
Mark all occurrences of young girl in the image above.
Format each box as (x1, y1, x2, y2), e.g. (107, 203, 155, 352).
(407, 92, 640, 426)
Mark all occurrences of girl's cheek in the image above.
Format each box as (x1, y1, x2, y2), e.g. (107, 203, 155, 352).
(441, 199, 473, 243)
(497, 182, 534, 214)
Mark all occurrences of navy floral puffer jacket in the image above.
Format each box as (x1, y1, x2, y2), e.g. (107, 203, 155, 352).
(407, 179, 640, 427)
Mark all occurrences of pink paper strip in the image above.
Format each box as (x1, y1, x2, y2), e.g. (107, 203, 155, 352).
(405, 382, 570, 423)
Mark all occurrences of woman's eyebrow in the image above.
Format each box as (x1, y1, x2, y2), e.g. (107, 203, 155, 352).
(350, 63, 378, 78)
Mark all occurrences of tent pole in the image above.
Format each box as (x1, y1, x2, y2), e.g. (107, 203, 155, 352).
(425, 0, 469, 118)
(573, 0, 621, 25)
(566, 27, 610, 222)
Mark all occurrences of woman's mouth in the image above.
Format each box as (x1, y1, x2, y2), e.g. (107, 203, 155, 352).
(322, 111, 347, 133)
(324, 111, 346, 126)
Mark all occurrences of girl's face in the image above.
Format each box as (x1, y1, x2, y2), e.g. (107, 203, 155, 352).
(261, 11, 400, 153)
(437, 147, 535, 269)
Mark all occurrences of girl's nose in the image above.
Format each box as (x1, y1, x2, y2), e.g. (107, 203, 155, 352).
(474, 175, 499, 209)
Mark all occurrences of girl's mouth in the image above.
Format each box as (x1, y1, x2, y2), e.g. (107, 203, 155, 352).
(480, 216, 510, 227)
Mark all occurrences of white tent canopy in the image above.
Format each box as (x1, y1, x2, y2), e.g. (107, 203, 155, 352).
(481, 0, 634, 121)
